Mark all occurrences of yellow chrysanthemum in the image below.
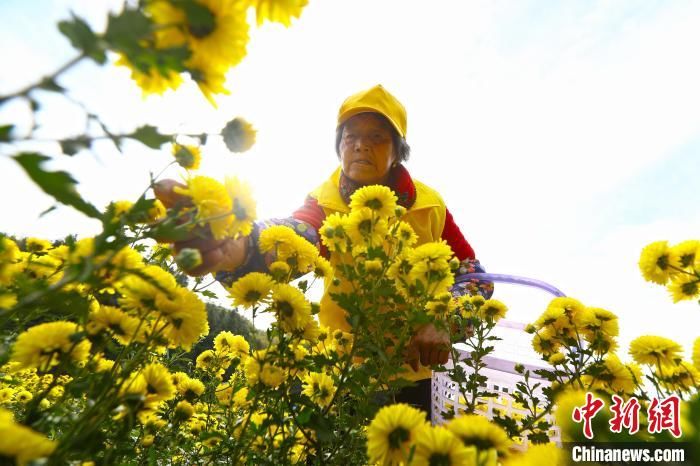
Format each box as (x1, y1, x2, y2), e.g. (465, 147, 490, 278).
(548, 352, 566, 365)
(660, 361, 700, 392)
(667, 274, 700, 303)
(313, 256, 333, 279)
(394, 221, 418, 247)
(251, 0, 308, 27)
(271, 283, 312, 332)
(0, 409, 56, 464)
(174, 400, 195, 421)
(141, 363, 176, 403)
(224, 176, 257, 238)
(228, 272, 274, 308)
(580, 307, 619, 338)
(446, 414, 511, 457)
(260, 362, 285, 388)
(0, 293, 17, 310)
(693, 338, 700, 371)
(86, 305, 142, 346)
(259, 225, 318, 273)
(412, 425, 476, 466)
(115, 54, 184, 96)
(349, 185, 398, 219)
(477, 299, 508, 322)
(188, 56, 230, 106)
(175, 175, 233, 240)
(154, 288, 209, 350)
(25, 237, 52, 252)
(222, 117, 257, 153)
(172, 143, 202, 170)
(214, 331, 250, 359)
(12, 321, 91, 370)
(301, 372, 335, 408)
(345, 207, 388, 246)
(366, 403, 427, 465)
(531, 327, 561, 356)
(320, 212, 349, 253)
(639, 240, 673, 285)
(147, 199, 167, 222)
(179, 377, 206, 401)
(593, 354, 641, 394)
(117, 264, 178, 315)
(259, 225, 300, 254)
(629, 335, 683, 366)
(669, 240, 699, 270)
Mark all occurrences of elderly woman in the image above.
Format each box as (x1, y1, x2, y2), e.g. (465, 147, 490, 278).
(156, 84, 492, 414)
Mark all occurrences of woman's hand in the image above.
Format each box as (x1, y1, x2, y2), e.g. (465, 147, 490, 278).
(404, 323, 451, 371)
(153, 179, 248, 276)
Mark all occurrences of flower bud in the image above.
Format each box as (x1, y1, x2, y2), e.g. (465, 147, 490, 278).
(175, 248, 203, 270)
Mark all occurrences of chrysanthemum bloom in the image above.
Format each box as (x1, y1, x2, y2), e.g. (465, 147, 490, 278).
(179, 377, 206, 401)
(260, 362, 285, 388)
(0, 293, 17, 310)
(349, 185, 398, 219)
(269, 261, 292, 280)
(446, 414, 511, 458)
(251, 0, 309, 26)
(667, 274, 700, 303)
(366, 403, 427, 465)
(154, 288, 209, 350)
(12, 321, 91, 371)
(222, 117, 257, 153)
(25, 237, 52, 252)
(115, 54, 183, 96)
(271, 283, 312, 332)
(172, 143, 202, 170)
(639, 241, 673, 285)
(477, 299, 508, 322)
(86, 305, 141, 346)
(553, 389, 588, 442)
(531, 327, 561, 356)
(0, 409, 56, 464)
(0, 388, 14, 403)
(660, 361, 700, 393)
(394, 221, 418, 247)
(232, 387, 250, 409)
(214, 331, 250, 359)
(320, 213, 349, 253)
(591, 354, 642, 394)
(668, 240, 699, 270)
(548, 352, 566, 365)
(536, 297, 587, 331)
(412, 425, 475, 466)
(174, 176, 233, 240)
(224, 176, 257, 237)
(196, 350, 220, 372)
(364, 259, 384, 275)
(147, 199, 167, 223)
(187, 56, 231, 106)
(313, 256, 333, 279)
(141, 363, 176, 403)
(117, 265, 178, 315)
(580, 307, 619, 339)
(346, 207, 389, 246)
(174, 400, 196, 421)
(228, 272, 274, 308)
(629, 335, 683, 366)
(302, 372, 336, 408)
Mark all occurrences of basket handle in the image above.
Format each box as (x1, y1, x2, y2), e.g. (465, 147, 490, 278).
(455, 273, 566, 298)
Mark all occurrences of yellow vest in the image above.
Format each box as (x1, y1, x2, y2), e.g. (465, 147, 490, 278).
(309, 167, 447, 381)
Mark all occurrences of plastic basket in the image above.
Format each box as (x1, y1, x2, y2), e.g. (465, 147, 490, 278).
(431, 273, 565, 449)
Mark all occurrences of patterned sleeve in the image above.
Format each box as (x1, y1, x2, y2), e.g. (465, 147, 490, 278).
(450, 258, 494, 299)
(215, 218, 321, 287)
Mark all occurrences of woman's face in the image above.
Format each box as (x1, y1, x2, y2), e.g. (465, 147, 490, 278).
(339, 113, 396, 185)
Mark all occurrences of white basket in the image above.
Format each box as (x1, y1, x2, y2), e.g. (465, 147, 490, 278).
(430, 273, 564, 449)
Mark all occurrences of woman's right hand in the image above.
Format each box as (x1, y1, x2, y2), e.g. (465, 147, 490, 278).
(153, 179, 248, 276)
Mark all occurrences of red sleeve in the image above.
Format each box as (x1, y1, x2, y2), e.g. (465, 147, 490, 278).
(441, 208, 475, 261)
(292, 196, 326, 231)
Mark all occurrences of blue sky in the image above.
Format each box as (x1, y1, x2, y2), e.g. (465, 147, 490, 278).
(1, 0, 699, 359)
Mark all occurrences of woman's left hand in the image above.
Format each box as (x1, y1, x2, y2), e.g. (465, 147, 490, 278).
(405, 323, 451, 371)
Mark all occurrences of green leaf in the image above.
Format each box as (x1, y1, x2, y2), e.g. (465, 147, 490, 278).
(129, 125, 170, 149)
(0, 125, 13, 142)
(58, 14, 106, 63)
(59, 137, 90, 156)
(38, 77, 65, 93)
(200, 290, 217, 299)
(13, 152, 101, 218)
(104, 9, 151, 54)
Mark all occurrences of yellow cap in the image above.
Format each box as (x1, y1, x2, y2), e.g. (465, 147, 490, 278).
(337, 84, 407, 138)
